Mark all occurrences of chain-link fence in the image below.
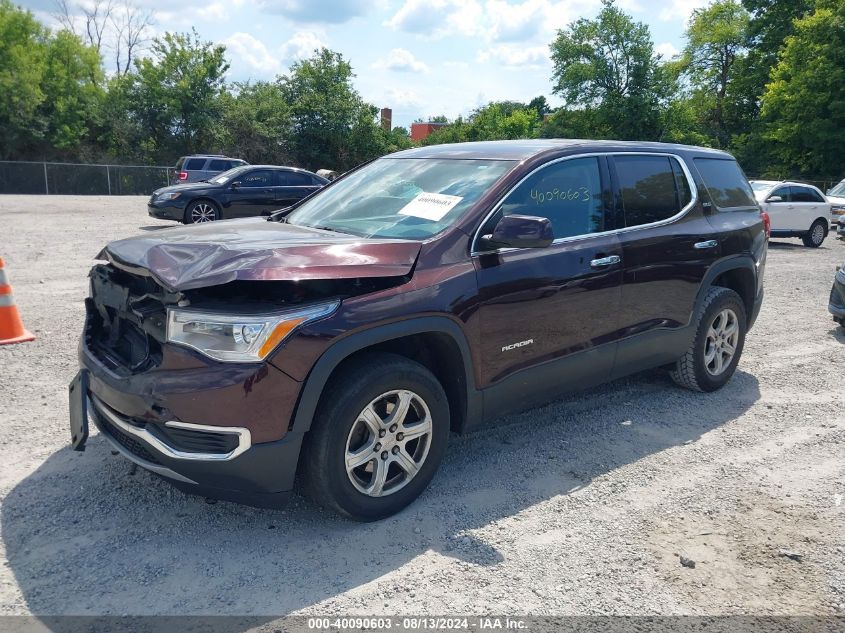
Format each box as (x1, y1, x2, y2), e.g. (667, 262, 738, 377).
(0, 161, 173, 196)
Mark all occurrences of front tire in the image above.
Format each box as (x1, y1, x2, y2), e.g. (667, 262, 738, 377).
(184, 200, 220, 224)
(671, 287, 747, 392)
(300, 352, 449, 521)
(802, 220, 826, 247)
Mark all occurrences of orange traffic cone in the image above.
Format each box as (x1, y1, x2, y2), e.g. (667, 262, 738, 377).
(0, 257, 35, 345)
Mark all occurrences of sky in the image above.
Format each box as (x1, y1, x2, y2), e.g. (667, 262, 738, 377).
(23, 0, 710, 129)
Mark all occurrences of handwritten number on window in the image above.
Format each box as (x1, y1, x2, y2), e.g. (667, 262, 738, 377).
(530, 187, 590, 204)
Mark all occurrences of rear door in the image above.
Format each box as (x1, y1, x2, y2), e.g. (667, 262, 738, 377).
(227, 169, 279, 217)
(473, 155, 623, 412)
(276, 170, 322, 208)
(611, 153, 719, 376)
(790, 185, 828, 232)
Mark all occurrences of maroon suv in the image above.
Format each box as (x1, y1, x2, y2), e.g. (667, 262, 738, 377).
(69, 140, 768, 520)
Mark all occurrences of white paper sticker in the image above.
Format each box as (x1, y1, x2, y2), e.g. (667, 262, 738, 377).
(398, 192, 463, 222)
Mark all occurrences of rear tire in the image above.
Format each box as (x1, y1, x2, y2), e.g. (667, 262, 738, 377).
(671, 287, 747, 392)
(184, 200, 220, 224)
(802, 220, 826, 247)
(300, 352, 449, 521)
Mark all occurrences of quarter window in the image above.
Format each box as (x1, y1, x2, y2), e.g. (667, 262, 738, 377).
(483, 157, 605, 240)
(615, 155, 688, 227)
(280, 171, 312, 186)
(694, 158, 757, 210)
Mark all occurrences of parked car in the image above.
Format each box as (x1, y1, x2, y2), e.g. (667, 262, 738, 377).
(149, 165, 329, 224)
(749, 180, 831, 247)
(174, 155, 248, 183)
(829, 262, 845, 326)
(826, 179, 845, 226)
(70, 140, 767, 520)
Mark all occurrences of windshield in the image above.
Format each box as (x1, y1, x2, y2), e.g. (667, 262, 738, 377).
(829, 182, 845, 196)
(285, 158, 515, 239)
(209, 165, 251, 184)
(749, 181, 775, 193)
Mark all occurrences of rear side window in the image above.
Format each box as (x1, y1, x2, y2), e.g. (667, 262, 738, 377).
(792, 186, 824, 203)
(488, 156, 605, 239)
(615, 155, 688, 227)
(208, 159, 230, 171)
(694, 158, 757, 210)
(279, 171, 312, 186)
(184, 158, 206, 171)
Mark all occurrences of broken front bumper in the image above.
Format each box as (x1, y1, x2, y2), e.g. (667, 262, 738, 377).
(71, 301, 307, 507)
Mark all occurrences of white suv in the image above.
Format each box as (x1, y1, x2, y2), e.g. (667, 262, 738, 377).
(750, 180, 831, 247)
(827, 180, 845, 226)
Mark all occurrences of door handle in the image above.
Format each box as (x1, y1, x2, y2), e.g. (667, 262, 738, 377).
(590, 255, 621, 268)
(694, 240, 718, 249)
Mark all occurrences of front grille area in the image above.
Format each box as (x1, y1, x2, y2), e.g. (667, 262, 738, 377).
(85, 264, 167, 374)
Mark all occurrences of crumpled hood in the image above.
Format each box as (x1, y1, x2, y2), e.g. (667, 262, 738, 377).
(100, 218, 422, 291)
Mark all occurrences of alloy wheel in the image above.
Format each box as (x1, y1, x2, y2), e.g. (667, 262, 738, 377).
(811, 223, 825, 245)
(704, 308, 739, 376)
(345, 389, 433, 497)
(191, 203, 216, 223)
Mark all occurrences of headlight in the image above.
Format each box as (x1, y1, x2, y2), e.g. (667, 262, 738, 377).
(156, 192, 181, 201)
(166, 301, 339, 362)
(831, 205, 845, 215)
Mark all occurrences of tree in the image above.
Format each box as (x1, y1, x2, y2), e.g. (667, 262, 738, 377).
(421, 102, 540, 145)
(280, 48, 377, 170)
(110, 0, 153, 76)
(760, 0, 845, 178)
(54, 0, 153, 76)
(126, 30, 229, 161)
(0, 0, 47, 156)
(549, 0, 670, 140)
(214, 81, 292, 164)
(678, 0, 750, 147)
(0, 0, 102, 159)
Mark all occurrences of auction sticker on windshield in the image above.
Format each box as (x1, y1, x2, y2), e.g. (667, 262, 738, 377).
(398, 192, 463, 222)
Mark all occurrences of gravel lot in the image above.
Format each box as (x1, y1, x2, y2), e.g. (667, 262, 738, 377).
(0, 194, 843, 618)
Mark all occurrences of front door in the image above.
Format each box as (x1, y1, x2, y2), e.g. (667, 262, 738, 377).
(763, 185, 793, 231)
(228, 169, 279, 217)
(472, 155, 623, 415)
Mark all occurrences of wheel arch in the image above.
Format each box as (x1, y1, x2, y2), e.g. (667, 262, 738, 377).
(697, 256, 757, 327)
(183, 197, 221, 223)
(290, 317, 481, 436)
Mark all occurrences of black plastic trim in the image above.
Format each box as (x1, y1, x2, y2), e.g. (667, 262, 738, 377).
(290, 316, 481, 434)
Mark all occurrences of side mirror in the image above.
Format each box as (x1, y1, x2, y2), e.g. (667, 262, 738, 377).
(230, 181, 241, 190)
(482, 214, 554, 249)
(766, 195, 782, 203)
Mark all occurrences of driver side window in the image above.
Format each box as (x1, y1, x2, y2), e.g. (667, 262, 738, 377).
(481, 157, 605, 240)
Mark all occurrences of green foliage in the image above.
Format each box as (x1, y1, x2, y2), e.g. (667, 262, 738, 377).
(678, 0, 749, 147)
(549, 0, 670, 140)
(421, 102, 540, 146)
(0, 0, 102, 159)
(760, 0, 845, 178)
(1, 0, 842, 182)
(214, 82, 292, 164)
(126, 30, 228, 162)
